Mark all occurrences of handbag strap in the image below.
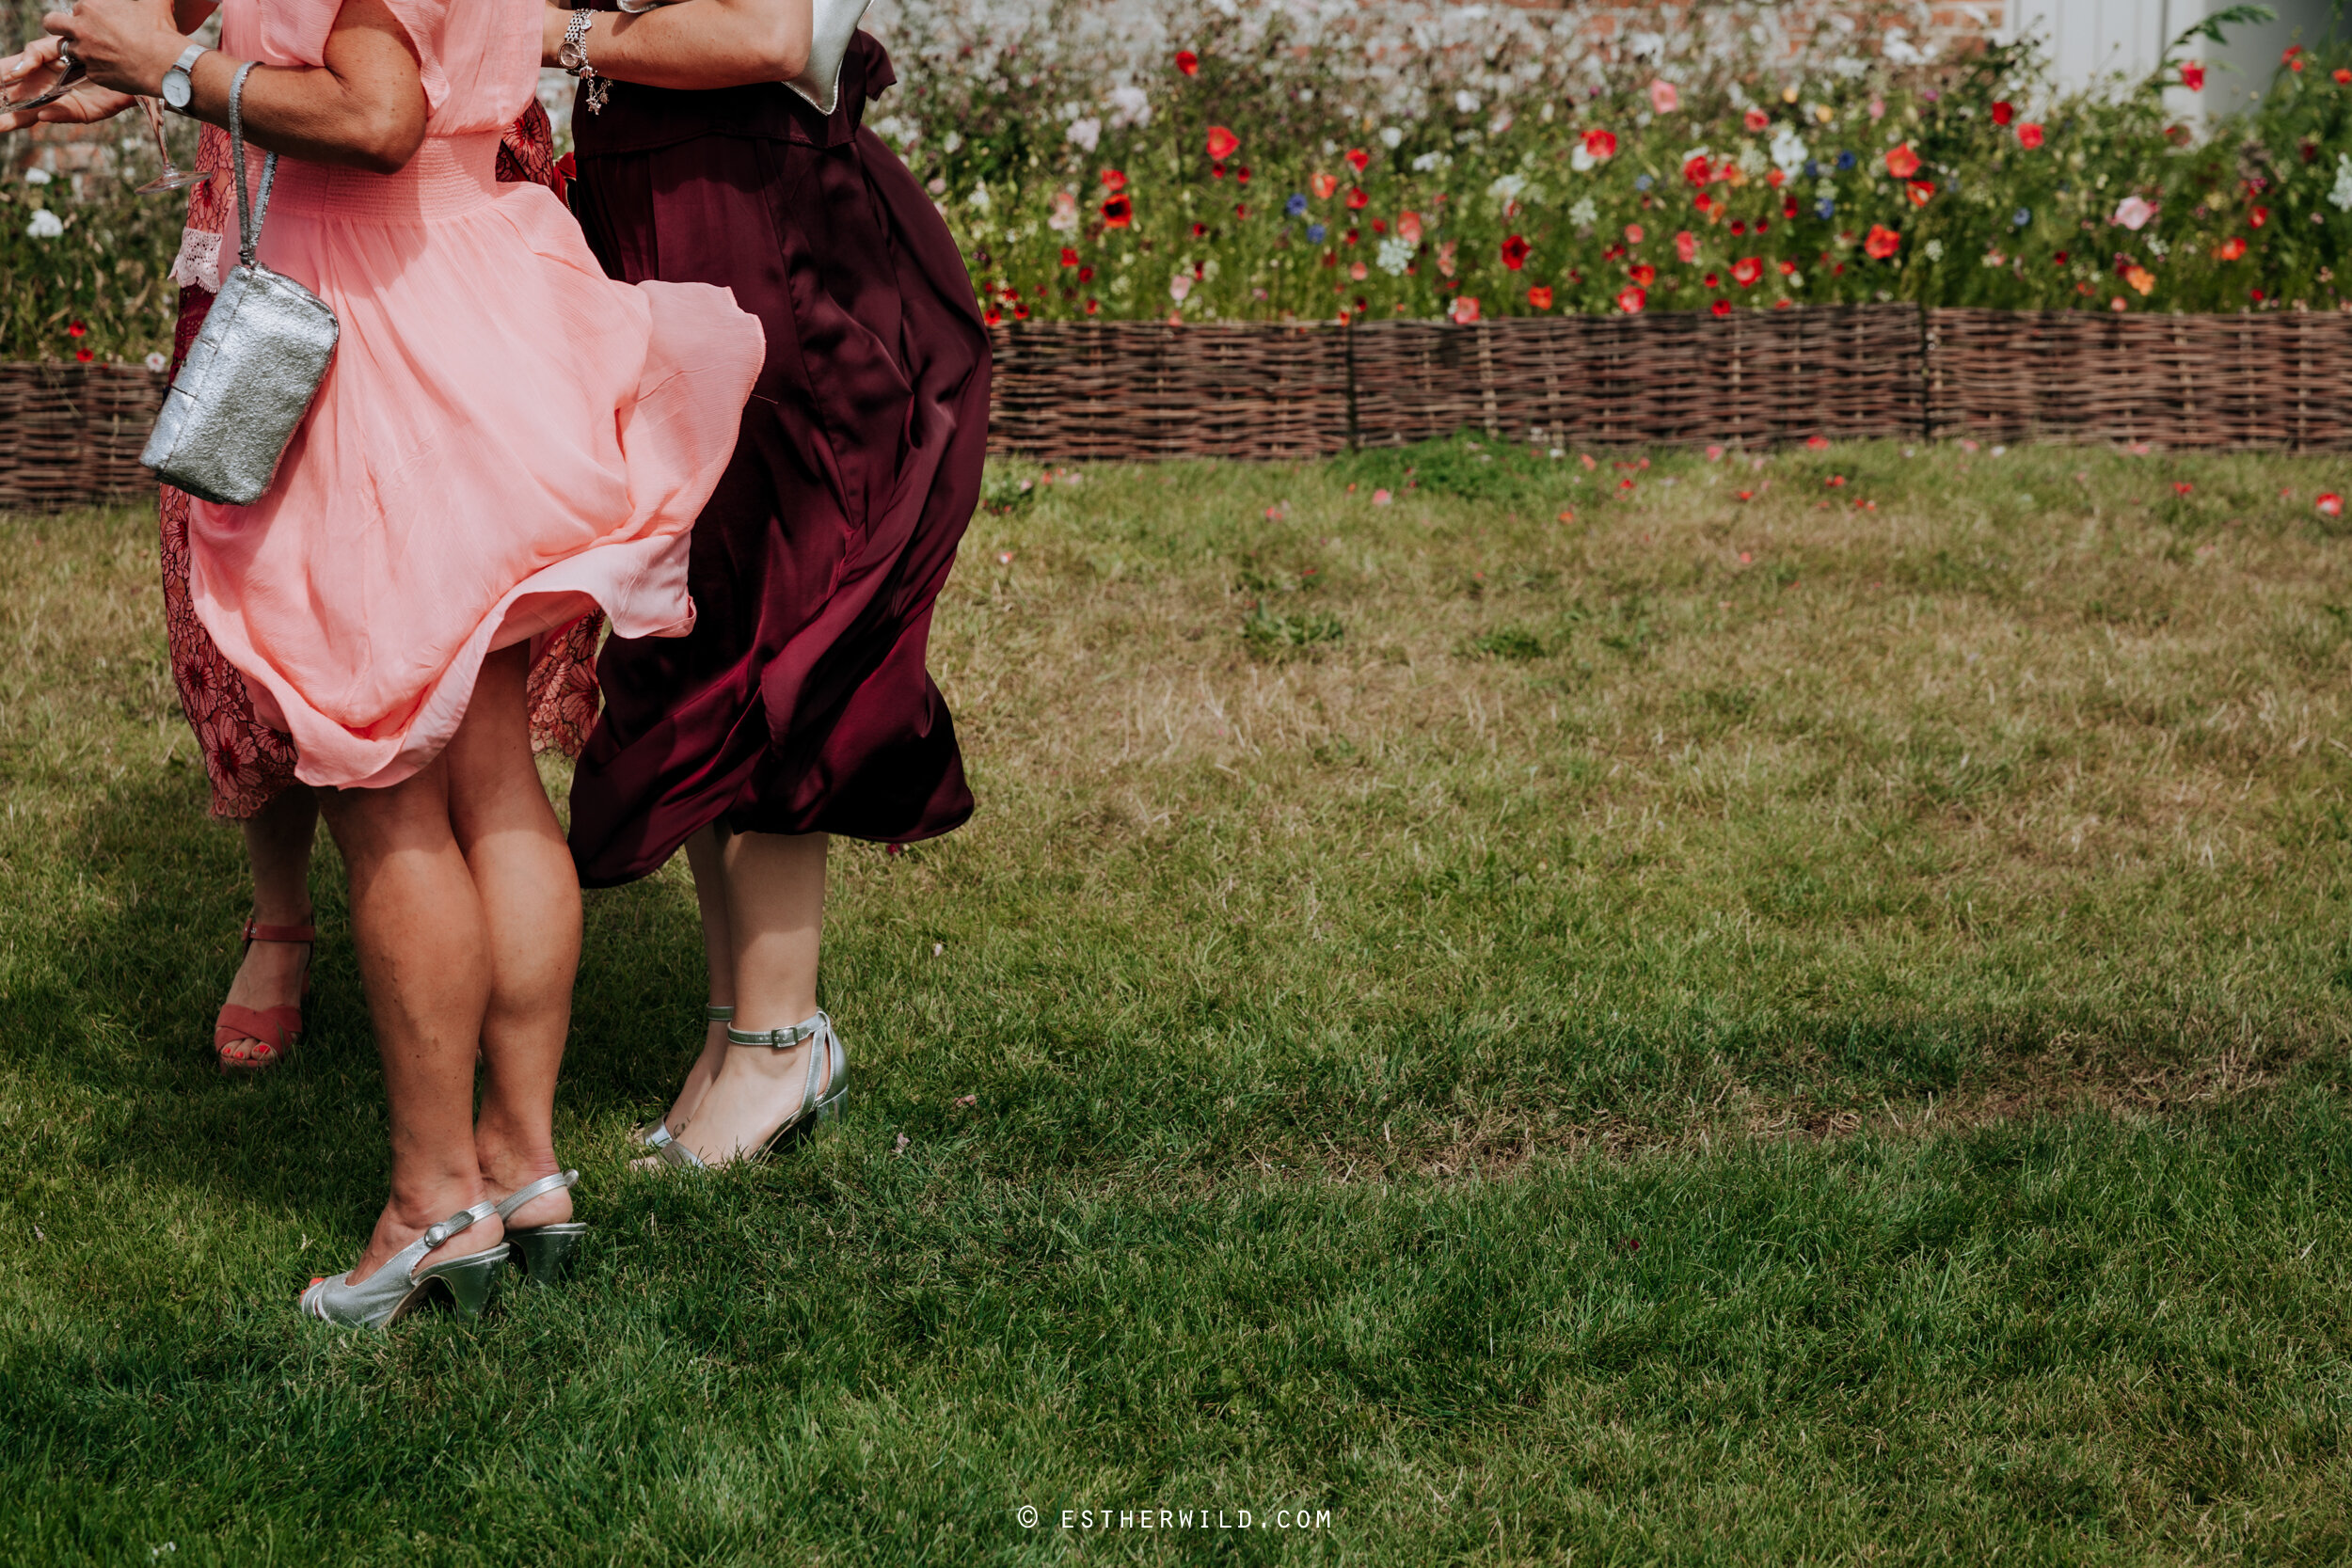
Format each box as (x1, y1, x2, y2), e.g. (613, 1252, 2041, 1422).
(227, 60, 279, 271)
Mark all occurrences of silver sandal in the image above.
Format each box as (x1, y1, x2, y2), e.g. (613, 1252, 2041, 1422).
(495, 1169, 587, 1285)
(656, 1010, 846, 1171)
(298, 1201, 509, 1328)
(636, 1005, 733, 1152)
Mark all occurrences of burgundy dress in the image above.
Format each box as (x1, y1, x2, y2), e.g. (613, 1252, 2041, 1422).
(564, 33, 989, 886)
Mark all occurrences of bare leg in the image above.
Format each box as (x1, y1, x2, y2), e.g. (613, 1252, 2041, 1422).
(317, 745, 506, 1283)
(647, 824, 738, 1137)
(450, 644, 580, 1233)
(662, 830, 830, 1166)
(217, 785, 319, 1066)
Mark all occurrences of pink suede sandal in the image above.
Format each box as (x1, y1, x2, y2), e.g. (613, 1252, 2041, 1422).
(214, 917, 315, 1074)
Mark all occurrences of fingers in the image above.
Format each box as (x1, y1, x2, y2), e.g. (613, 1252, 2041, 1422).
(1, 34, 63, 87)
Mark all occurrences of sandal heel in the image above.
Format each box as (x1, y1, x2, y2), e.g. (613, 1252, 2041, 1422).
(416, 1248, 509, 1321)
(508, 1223, 588, 1285)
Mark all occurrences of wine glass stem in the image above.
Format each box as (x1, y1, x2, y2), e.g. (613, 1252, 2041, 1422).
(141, 98, 178, 176)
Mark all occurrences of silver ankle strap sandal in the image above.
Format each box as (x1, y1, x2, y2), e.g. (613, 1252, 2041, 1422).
(656, 1010, 847, 1170)
(637, 1006, 734, 1152)
(298, 1199, 509, 1329)
(495, 1169, 586, 1285)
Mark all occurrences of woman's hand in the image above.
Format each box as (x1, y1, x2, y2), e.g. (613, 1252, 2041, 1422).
(40, 0, 187, 98)
(0, 34, 136, 133)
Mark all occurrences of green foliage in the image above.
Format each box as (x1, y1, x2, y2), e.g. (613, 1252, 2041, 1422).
(9, 444, 2352, 1557)
(0, 131, 190, 363)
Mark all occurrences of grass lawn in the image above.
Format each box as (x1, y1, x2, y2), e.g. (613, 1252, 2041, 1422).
(4, 437, 2352, 1563)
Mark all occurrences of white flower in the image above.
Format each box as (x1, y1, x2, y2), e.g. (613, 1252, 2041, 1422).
(1065, 117, 1101, 152)
(1487, 173, 1526, 205)
(1453, 89, 1480, 114)
(144, 352, 167, 372)
(1048, 190, 1079, 233)
(2330, 153, 2352, 214)
(24, 166, 51, 185)
(1924, 238, 1944, 261)
(1736, 144, 1768, 179)
(1168, 273, 1193, 303)
(941, 131, 962, 155)
(1375, 235, 1414, 275)
(967, 182, 992, 213)
(1570, 142, 1597, 173)
(1567, 196, 1597, 229)
(1105, 83, 1150, 128)
(26, 208, 62, 239)
(1379, 126, 1402, 149)
(2113, 195, 2155, 230)
(1769, 124, 1809, 178)
(1411, 150, 1451, 173)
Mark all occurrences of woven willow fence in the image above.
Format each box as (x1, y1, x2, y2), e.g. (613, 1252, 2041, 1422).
(7, 307, 2349, 512)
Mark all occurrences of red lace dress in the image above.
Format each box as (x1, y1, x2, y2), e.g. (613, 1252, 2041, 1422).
(158, 103, 602, 818)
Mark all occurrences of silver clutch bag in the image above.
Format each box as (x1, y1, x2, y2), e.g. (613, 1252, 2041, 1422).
(613, 0, 872, 116)
(142, 61, 339, 507)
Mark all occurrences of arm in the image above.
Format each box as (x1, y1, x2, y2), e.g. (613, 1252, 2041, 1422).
(539, 0, 810, 92)
(1, 0, 426, 175)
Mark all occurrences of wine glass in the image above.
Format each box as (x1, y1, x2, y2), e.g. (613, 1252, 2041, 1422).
(135, 96, 206, 194)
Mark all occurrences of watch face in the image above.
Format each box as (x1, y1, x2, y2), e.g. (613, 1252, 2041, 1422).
(163, 71, 192, 110)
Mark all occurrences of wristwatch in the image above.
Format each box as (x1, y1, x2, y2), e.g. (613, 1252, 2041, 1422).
(161, 41, 208, 113)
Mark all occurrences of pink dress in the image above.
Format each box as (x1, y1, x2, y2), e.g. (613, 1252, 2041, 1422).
(188, 0, 763, 791)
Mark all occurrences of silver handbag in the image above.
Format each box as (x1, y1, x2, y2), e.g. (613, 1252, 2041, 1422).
(612, 0, 871, 116)
(142, 61, 339, 506)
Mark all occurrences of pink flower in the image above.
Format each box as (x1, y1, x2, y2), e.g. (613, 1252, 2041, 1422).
(2017, 123, 2045, 150)
(1648, 79, 1679, 115)
(1449, 295, 1481, 325)
(1676, 230, 1698, 263)
(2319, 493, 2344, 518)
(1617, 285, 1647, 314)
(2180, 63, 2205, 90)
(2114, 195, 2156, 230)
(1373, 488, 1392, 505)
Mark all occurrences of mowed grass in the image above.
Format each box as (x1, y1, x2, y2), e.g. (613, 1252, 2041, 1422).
(3, 438, 2352, 1563)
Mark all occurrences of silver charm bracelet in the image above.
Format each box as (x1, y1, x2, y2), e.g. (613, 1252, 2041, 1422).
(558, 9, 610, 116)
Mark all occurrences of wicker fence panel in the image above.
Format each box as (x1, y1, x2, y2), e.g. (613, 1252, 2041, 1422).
(1925, 309, 2352, 451)
(984, 321, 1349, 463)
(0, 362, 166, 514)
(1346, 305, 1925, 451)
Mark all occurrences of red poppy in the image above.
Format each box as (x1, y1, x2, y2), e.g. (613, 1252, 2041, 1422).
(984, 308, 1002, 325)
(1617, 285, 1647, 314)
(1527, 285, 1554, 309)
(1629, 263, 1655, 286)
(1451, 295, 1482, 325)
(2337, 69, 2352, 86)
(1625, 224, 1645, 244)
(1345, 187, 1369, 211)
(1743, 107, 1770, 133)
(1731, 257, 1763, 288)
(1234, 204, 1248, 218)
(66, 320, 87, 338)
(1991, 101, 2015, 125)
(1236, 166, 1250, 183)
(1865, 225, 1901, 260)
(1205, 126, 1240, 161)
(1676, 230, 1698, 262)
(1011, 303, 1029, 320)
(1310, 171, 1338, 200)
(2319, 493, 2344, 517)
(2017, 123, 2044, 150)
(1783, 197, 1801, 219)
(1175, 49, 1199, 76)
(2251, 206, 2269, 228)
(2217, 236, 2247, 260)
(1703, 272, 1721, 289)
(1731, 220, 1747, 236)
(1501, 234, 1531, 270)
(1583, 129, 1617, 159)
(2181, 63, 2206, 90)
(1884, 144, 1921, 179)
(1102, 194, 1133, 228)
(74, 347, 94, 362)
(1345, 147, 1370, 174)
(1907, 180, 1936, 207)
(1059, 247, 1079, 267)
(1826, 475, 1846, 487)
(1102, 168, 1127, 191)
(1085, 299, 1100, 315)
(1711, 298, 1733, 318)
(1078, 265, 1095, 282)
(1778, 259, 1796, 276)
(2172, 482, 2193, 496)
(1683, 153, 1711, 186)
(1693, 193, 1713, 213)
